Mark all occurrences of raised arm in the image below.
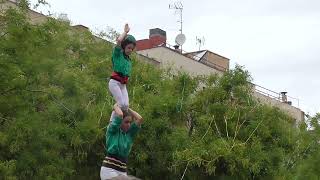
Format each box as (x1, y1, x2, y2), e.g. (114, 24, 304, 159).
(128, 108, 143, 126)
(116, 23, 130, 46)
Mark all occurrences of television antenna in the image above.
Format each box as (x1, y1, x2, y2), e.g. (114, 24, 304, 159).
(170, 2, 184, 52)
(169, 1, 183, 34)
(196, 36, 205, 51)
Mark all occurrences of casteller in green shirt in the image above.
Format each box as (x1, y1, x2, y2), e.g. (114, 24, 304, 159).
(105, 115, 140, 161)
(102, 105, 143, 173)
(111, 35, 136, 77)
(111, 46, 132, 77)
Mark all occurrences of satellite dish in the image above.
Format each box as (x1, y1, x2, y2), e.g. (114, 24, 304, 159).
(175, 33, 186, 46)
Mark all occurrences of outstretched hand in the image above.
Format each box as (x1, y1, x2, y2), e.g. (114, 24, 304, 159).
(124, 23, 130, 33)
(116, 23, 130, 45)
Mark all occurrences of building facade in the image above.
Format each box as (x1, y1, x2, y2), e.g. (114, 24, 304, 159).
(1, 0, 305, 123)
(136, 28, 305, 123)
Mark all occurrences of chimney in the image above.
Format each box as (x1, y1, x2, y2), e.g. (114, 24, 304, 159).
(149, 28, 166, 46)
(136, 28, 167, 51)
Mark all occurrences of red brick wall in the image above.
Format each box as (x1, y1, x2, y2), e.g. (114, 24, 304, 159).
(136, 39, 152, 51)
(150, 36, 166, 46)
(136, 36, 166, 51)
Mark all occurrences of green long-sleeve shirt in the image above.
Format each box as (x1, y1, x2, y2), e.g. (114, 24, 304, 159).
(106, 116, 140, 160)
(111, 46, 132, 77)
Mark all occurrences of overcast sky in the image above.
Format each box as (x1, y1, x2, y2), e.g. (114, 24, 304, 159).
(29, 0, 320, 116)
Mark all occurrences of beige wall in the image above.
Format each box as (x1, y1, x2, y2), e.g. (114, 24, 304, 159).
(27, 10, 48, 24)
(0, 0, 15, 11)
(135, 53, 161, 67)
(137, 47, 223, 76)
(254, 91, 304, 124)
(204, 51, 230, 70)
(1, 1, 48, 24)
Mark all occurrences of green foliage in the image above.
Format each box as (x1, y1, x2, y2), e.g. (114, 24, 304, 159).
(0, 1, 319, 179)
(289, 114, 320, 180)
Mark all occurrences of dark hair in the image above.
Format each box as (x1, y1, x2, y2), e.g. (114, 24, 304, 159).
(122, 109, 131, 119)
(121, 39, 136, 50)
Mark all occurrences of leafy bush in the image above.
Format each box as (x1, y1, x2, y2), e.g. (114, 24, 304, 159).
(0, 1, 318, 179)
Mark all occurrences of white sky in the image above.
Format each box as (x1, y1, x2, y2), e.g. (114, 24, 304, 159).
(29, 0, 320, 116)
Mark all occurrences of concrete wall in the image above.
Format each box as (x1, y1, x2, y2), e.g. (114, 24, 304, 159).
(204, 51, 230, 70)
(1, 1, 48, 24)
(135, 53, 161, 67)
(184, 50, 229, 72)
(254, 91, 304, 123)
(0, 0, 15, 11)
(137, 47, 223, 76)
(27, 9, 48, 24)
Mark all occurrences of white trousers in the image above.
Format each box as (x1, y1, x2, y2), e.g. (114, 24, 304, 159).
(100, 166, 127, 180)
(108, 79, 129, 110)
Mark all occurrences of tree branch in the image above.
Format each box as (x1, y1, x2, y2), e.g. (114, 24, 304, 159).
(180, 115, 215, 180)
(25, 89, 75, 114)
(201, 115, 214, 140)
(224, 115, 229, 138)
(244, 119, 264, 144)
(232, 111, 241, 147)
(0, 116, 10, 125)
(98, 101, 106, 126)
(0, 32, 8, 38)
(0, 86, 19, 96)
